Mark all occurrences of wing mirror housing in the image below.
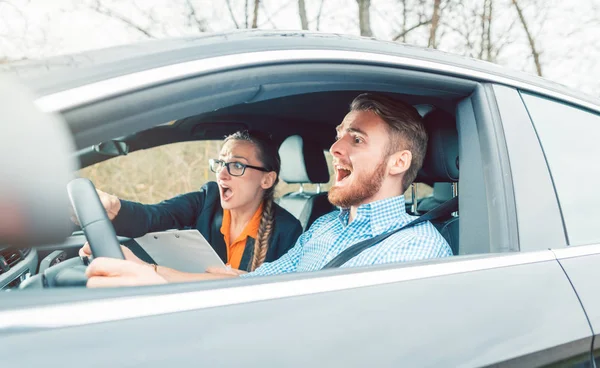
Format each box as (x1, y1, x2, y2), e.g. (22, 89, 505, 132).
(93, 140, 129, 157)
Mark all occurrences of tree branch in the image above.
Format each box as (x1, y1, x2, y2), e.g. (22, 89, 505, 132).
(298, 0, 309, 30)
(316, 0, 326, 31)
(184, 0, 206, 32)
(245, 0, 249, 28)
(259, 0, 278, 28)
(251, 0, 260, 28)
(401, 0, 407, 42)
(89, 0, 154, 38)
(428, 0, 442, 48)
(511, 0, 543, 76)
(356, 0, 373, 37)
(224, 0, 240, 29)
(393, 19, 432, 41)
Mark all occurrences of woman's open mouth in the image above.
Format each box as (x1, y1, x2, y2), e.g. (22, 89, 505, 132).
(219, 183, 234, 201)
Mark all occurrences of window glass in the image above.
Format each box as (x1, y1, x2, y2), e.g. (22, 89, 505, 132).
(522, 93, 600, 246)
(79, 141, 223, 203)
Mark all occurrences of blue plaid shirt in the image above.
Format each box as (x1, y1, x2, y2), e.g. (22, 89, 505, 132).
(244, 195, 452, 277)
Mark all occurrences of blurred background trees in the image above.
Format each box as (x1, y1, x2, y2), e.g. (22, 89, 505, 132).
(1, 0, 598, 202)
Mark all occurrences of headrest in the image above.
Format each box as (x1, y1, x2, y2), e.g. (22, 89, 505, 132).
(0, 75, 77, 246)
(433, 182, 454, 201)
(279, 135, 330, 184)
(418, 109, 459, 182)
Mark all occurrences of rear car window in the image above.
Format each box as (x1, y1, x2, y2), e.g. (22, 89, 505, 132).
(522, 93, 600, 246)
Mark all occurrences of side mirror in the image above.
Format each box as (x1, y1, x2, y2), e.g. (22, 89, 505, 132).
(93, 140, 129, 157)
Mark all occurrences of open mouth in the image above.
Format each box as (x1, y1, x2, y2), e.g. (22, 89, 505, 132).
(218, 182, 234, 201)
(334, 165, 352, 185)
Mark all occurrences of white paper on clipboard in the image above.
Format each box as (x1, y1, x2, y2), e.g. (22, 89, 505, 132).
(134, 229, 225, 273)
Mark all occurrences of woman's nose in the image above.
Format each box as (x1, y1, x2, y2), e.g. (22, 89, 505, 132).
(216, 165, 230, 180)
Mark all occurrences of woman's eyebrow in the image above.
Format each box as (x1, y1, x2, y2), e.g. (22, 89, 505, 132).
(227, 155, 249, 163)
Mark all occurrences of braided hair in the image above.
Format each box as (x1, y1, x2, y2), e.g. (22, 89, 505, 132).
(224, 130, 280, 271)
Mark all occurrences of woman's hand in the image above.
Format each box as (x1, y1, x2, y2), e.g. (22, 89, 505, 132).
(79, 242, 146, 266)
(71, 189, 121, 225)
(205, 266, 248, 276)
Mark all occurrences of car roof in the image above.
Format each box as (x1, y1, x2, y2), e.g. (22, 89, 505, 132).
(2, 30, 599, 112)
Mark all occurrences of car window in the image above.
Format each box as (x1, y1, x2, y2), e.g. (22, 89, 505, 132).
(522, 93, 600, 246)
(81, 143, 335, 202)
(79, 141, 224, 203)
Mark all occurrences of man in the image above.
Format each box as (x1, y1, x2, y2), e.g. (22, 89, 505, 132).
(84, 93, 452, 287)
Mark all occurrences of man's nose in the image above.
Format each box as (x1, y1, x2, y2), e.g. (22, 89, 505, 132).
(329, 137, 345, 157)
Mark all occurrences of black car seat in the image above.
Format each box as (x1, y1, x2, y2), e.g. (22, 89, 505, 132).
(417, 182, 454, 215)
(277, 135, 335, 230)
(417, 109, 459, 254)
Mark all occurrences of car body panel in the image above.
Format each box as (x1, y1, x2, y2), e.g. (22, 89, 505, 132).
(1, 31, 599, 367)
(3, 31, 597, 114)
(553, 246, 600, 358)
(491, 85, 567, 251)
(0, 252, 592, 367)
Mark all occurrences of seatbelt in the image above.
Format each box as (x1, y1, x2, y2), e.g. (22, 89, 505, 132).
(321, 196, 458, 269)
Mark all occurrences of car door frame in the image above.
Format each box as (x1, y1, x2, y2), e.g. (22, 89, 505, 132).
(0, 46, 595, 366)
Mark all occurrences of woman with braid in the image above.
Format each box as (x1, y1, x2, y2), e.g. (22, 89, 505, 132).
(78, 131, 302, 281)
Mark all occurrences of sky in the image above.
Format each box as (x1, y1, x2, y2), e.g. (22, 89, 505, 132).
(1, 0, 599, 97)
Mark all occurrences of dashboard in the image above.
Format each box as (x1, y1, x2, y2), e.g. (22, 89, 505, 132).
(0, 247, 38, 290)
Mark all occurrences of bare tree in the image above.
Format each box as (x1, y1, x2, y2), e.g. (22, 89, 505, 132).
(393, 0, 435, 43)
(511, 0, 543, 76)
(315, 0, 326, 30)
(298, 0, 309, 30)
(357, 0, 373, 37)
(428, 0, 442, 48)
(478, 0, 494, 61)
(485, 0, 493, 60)
(225, 0, 240, 29)
(184, 0, 207, 32)
(88, 0, 155, 38)
(400, 0, 408, 42)
(251, 0, 260, 28)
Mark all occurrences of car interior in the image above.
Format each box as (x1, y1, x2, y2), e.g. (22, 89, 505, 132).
(0, 51, 519, 291)
(1, 88, 467, 290)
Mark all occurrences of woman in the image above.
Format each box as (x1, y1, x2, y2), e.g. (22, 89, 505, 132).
(79, 130, 302, 275)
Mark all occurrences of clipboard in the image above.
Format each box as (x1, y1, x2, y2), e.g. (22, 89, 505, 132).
(134, 229, 226, 273)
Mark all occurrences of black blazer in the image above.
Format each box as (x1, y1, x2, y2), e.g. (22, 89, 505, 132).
(111, 181, 303, 271)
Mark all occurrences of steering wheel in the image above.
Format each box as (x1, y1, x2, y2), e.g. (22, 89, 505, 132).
(20, 178, 124, 288)
(67, 178, 124, 260)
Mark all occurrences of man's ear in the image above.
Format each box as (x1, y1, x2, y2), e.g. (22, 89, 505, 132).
(261, 172, 278, 189)
(388, 150, 412, 176)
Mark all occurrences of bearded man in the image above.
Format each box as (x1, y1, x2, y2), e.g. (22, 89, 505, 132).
(85, 93, 452, 287)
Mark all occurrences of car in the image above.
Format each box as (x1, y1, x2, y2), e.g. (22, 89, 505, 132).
(1, 30, 599, 367)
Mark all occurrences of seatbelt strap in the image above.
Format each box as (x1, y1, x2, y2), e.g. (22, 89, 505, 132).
(321, 196, 458, 269)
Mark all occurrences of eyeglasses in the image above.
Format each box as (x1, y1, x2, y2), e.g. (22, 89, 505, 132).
(209, 159, 269, 177)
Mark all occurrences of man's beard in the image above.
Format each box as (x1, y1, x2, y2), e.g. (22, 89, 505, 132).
(328, 158, 387, 209)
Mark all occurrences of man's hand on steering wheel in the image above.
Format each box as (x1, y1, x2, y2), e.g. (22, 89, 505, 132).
(86, 257, 167, 288)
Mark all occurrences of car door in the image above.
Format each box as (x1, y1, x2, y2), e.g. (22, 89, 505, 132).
(0, 252, 591, 367)
(0, 37, 594, 367)
(517, 91, 600, 364)
(0, 86, 593, 367)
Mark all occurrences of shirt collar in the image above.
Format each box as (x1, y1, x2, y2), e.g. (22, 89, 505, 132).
(338, 195, 407, 234)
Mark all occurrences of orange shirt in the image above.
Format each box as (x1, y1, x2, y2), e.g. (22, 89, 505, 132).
(220, 203, 263, 269)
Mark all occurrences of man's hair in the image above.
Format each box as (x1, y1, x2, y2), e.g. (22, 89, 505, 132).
(350, 93, 428, 191)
